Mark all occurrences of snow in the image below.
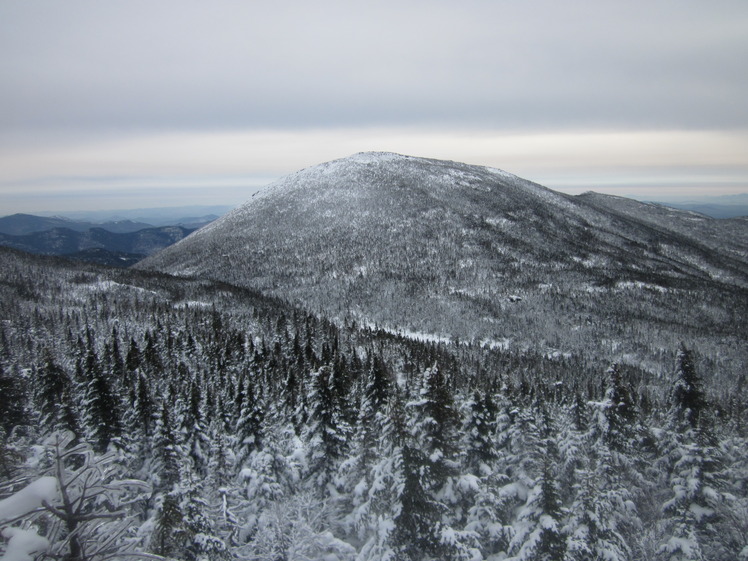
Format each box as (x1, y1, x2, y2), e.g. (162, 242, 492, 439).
(0, 527, 49, 561)
(174, 300, 212, 309)
(658, 535, 702, 557)
(0, 477, 58, 523)
(616, 280, 667, 293)
(0, 478, 58, 561)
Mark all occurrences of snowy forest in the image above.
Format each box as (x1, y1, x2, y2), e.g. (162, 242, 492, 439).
(1, 243, 747, 560)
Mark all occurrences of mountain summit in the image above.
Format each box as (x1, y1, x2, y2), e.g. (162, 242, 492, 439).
(139, 152, 748, 353)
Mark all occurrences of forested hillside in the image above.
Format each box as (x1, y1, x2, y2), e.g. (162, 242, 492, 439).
(140, 153, 748, 385)
(1, 247, 747, 560)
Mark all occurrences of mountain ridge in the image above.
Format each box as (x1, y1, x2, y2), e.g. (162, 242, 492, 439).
(139, 152, 747, 366)
(0, 225, 196, 266)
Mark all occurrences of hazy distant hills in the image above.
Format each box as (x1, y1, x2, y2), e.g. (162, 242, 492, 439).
(652, 194, 748, 219)
(0, 213, 154, 235)
(32, 205, 233, 227)
(0, 224, 197, 267)
(0, 209, 224, 266)
(139, 152, 748, 370)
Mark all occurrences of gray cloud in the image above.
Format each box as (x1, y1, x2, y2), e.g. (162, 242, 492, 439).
(1, 0, 747, 213)
(2, 0, 747, 133)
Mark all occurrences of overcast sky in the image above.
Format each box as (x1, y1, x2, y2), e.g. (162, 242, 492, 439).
(1, 0, 747, 213)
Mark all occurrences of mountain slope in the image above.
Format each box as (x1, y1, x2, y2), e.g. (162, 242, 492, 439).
(139, 152, 748, 366)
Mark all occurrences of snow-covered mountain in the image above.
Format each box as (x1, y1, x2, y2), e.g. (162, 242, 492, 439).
(2, 154, 748, 559)
(140, 152, 747, 366)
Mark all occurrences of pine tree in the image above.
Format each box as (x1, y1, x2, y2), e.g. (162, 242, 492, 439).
(0, 364, 27, 433)
(506, 406, 566, 561)
(303, 365, 351, 493)
(594, 363, 637, 454)
(462, 389, 499, 476)
(659, 428, 732, 559)
(392, 365, 476, 560)
(35, 354, 80, 437)
(150, 492, 187, 558)
(83, 348, 123, 453)
(564, 453, 631, 561)
(235, 376, 265, 467)
(353, 355, 392, 480)
(668, 344, 706, 433)
(152, 399, 182, 492)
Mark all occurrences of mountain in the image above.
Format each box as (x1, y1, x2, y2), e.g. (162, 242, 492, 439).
(0, 213, 154, 235)
(645, 193, 748, 218)
(34, 205, 234, 227)
(139, 152, 748, 375)
(0, 225, 195, 266)
(656, 201, 748, 219)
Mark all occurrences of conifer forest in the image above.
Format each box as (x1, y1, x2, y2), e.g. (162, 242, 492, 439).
(1, 243, 747, 561)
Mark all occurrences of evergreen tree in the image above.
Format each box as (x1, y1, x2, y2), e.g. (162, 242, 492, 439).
(0, 364, 27, 433)
(392, 365, 476, 560)
(462, 389, 499, 476)
(506, 406, 566, 561)
(659, 429, 731, 560)
(668, 344, 706, 432)
(303, 365, 351, 493)
(150, 492, 187, 558)
(235, 376, 265, 467)
(591, 363, 637, 454)
(83, 349, 123, 453)
(152, 399, 182, 492)
(564, 453, 631, 561)
(35, 354, 80, 437)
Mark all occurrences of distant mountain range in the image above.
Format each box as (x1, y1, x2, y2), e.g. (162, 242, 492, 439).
(32, 204, 235, 226)
(0, 213, 155, 236)
(0, 207, 230, 266)
(0, 225, 196, 267)
(651, 197, 748, 219)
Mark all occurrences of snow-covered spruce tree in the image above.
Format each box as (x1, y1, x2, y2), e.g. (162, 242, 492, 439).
(657, 353, 735, 561)
(356, 355, 392, 476)
(592, 364, 637, 454)
(83, 347, 124, 453)
(392, 364, 478, 561)
(303, 364, 351, 495)
(133, 371, 156, 441)
(658, 433, 727, 560)
(234, 421, 303, 548)
(460, 390, 512, 558)
(206, 427, 239, 545)
(179, 468, 231, 561)
(34, 353, 81, 438)
(354, 389, 408, 561)
(0, 430, 151, 561)
(149, 491, 186, 558)
(234, 375, 265, 468)
(181, 380, 211, 477)
(564, 452, 631, 561)
(505, 405, 566, 561)
(667, 344, 706, 433)
(462, 390, 499, 477)
(585, 364, 646, 555)
(0, 364, 27, 434)
(340, 354, 392, 541)
(151, 398, 182, 493)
